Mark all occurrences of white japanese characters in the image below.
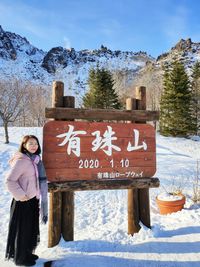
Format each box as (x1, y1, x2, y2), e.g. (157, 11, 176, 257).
(92, 126, 121, 156)
(56, 125, 86, 157)
(127, 129, 147, 151)
(57, 124, 147, 157)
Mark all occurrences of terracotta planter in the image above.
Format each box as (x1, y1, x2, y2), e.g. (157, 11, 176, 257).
(156, 194, 186, 215)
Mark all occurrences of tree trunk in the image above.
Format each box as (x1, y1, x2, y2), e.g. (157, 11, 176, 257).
(4, 121, 9, 144)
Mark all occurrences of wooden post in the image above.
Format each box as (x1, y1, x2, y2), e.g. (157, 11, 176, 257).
(126, 98, 141, 235)
(138, 188, 150, 228)
(52, 81, 64, 107)
(126, 98, 137, 112)
(48, 192, 62, 247)
(62, 190, 74, 241)
(61, 95, 75, 241)
(63, 96, 75, 108)
(48, 81, 64, 247)
(135, 86, 146, 110)
(135, 86, 151, 229)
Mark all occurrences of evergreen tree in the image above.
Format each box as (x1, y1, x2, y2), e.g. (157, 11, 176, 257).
(191, 61, 200, 135)
(83, 67, 121, 109)
(160, 61, 192, 137)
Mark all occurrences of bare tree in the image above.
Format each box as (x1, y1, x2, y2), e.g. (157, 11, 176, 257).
(127, 64, 163, 111)
(0, 79, 26, 143)
(27, 84, 51, 126)
(112, 69, 136, 96)
(14, 81, 31, 127)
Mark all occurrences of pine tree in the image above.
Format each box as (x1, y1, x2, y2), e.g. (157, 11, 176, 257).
(83, 67, 121, 109)
(191, 61, 200, 135)
(160, 61, 192, 137)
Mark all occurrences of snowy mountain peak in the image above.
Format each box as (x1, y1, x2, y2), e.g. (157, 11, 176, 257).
(172, 38, 193, 51)
(0, 25, 17, 60)
(157, 38, 200, 63)
(0, 25, 4, 34)
(42, 46, 77, 73)
(0, 25, 154, 101)
(0, 25, 45, 60)
(41, 44, 153, 74)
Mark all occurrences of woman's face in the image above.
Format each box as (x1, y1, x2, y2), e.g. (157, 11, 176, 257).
(24, 138, 38, 154)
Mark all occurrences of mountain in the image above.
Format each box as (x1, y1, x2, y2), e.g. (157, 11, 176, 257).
(0, 25, 154, 103)
(143, 37, 200, 82)
(125, 38, 200, 110)
(154, 38, 200, 73)
(1, 25, 200, 106)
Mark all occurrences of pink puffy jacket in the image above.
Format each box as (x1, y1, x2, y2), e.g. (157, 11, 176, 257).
(6, 152, 40, 201)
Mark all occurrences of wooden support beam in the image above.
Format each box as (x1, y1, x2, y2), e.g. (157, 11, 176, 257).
(48, 178, 160, 192)
(45, 107, 159, 121)
(135, 86, 151, 229)
(138, 188, 151, 228)
(61, 95, 75, 242)
(126, 97, 140, 235)
(128, 189, 141, 234)
(48, 191, 62, 248)
(47, 81, 64, 248)
(61, 191, 74, 241)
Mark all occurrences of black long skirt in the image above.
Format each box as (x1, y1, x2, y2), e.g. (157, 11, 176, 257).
(5, 196, 40, 265)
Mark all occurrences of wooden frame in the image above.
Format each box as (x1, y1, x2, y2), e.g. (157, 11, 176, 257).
(44, 81, 160, 248)
(45, 107, 159, 121)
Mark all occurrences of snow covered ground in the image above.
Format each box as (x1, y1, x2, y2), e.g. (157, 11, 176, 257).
(0, 127, 200, 267)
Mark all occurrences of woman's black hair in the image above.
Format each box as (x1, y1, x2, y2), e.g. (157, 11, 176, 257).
(19, 135, 41, 155)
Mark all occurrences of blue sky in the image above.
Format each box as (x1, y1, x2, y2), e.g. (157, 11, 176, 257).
(1, 0, 200, 57)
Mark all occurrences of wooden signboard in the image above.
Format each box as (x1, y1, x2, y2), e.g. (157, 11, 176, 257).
(43, 121, 156, 182)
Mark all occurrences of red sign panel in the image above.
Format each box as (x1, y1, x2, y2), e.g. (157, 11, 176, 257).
(43, 121, 156, 182)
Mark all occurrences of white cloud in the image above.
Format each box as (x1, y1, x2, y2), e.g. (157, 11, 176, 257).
(0, 1, 61, 38)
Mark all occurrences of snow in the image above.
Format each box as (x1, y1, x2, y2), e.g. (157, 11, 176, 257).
(0, 127, 200, 267)
(0, 49, 149, 107)
(157, 192, 183, 201)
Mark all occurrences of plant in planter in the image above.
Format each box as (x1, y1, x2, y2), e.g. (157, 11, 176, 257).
(156, 177, 186, 215)
(156, 191, 186, 215)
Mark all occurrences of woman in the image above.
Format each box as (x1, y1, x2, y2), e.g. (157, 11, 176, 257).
(5, 135, 48, 266)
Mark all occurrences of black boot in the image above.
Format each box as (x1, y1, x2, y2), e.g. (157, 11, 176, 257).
(16, 258, 36, 266)
(28, 253, 39, 261)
